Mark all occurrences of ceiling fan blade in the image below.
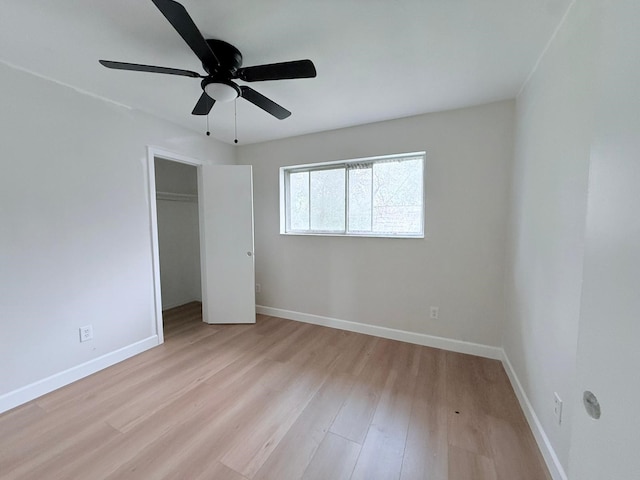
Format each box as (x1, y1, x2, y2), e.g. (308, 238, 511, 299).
(236, 59, 317, 82)
(240, 86, 291, 120)
(99, 60, 202, 78)
(191, 92, 215, 115)
(151, 0, 219, 71)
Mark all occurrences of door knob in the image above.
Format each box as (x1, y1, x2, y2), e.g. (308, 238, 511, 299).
(583, 391, 601, 419)
(247, 251, 252, 257)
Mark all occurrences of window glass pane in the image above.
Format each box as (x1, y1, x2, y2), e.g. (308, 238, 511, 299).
(310, 168, 345, 231)
(289, 171, 309, 230)
(282, 154, 424, 237)
(348, 167, 372, 232)
(372, 158, 423, 233)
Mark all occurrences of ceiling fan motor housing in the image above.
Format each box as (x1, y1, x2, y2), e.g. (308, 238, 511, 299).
(201, 40, 244, 102)
(205, 39, 243, 74)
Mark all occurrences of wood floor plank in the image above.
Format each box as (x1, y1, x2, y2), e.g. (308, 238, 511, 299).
(400, 347, 448, 480)
(302, 432, 361, 480)
(142, 382, 277, 479)
(448, 445, 498, 480)
(263, 321, 318, 363)
(446, 351, 495, 457)
(332, 332, 379, 377)
(105, 324, 287, 432)
(328, 374, 380, 444)
(219, 351, 338, 477)
(486, 414, 552, 480)
(44, 382, 230, 479)
(350, 364, 417, 480)
(0, 302, 552, 480)
(192, 461, 249, 480)
(329, 338, 395, 443)
(53, 356, 285, 479)
(5, 422, 120, 480)
(99, 364, 281, 479)
(0, 403, 47, 439)
(162, 442, 249, 480)
(21, 344, 212, 440)
(0, 405, 119, 475)
(253, 371, 355, 480)
(448, 408, 493, 458)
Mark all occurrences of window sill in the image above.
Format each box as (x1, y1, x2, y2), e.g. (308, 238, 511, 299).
(280, 232, 424, 239)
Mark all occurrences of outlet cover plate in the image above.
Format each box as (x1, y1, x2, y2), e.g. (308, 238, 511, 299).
(80, 325, 93, 342)
(554, 392, 563, 425)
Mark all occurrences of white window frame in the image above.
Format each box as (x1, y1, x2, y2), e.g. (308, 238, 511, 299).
(279, 151, 425, 238)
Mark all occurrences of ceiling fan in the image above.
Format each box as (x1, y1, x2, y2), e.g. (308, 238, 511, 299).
(99, 0, 316, 120)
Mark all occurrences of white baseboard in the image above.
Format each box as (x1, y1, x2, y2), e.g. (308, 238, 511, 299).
(0, 335, 159, 414)
(255, 305, 502, 360)
(502, 351, 568, 480)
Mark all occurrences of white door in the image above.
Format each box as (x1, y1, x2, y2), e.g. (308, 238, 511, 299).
(199, 164, 255, 324)
(568, 1, 640, 477)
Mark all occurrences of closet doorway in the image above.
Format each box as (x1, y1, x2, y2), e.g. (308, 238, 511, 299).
(147, 147, 256, 344)
(154, 158, 202, 312)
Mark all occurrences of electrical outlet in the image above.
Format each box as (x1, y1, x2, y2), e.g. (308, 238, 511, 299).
(554, 392, 563, 425)
(430, 306, 439, 320)
(255, 283, 261, 294)
(79, 325, 93, 342)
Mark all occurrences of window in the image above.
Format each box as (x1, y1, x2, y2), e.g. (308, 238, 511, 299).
(280, 152, 425, 237)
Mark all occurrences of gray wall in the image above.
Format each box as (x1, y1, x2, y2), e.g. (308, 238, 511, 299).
(238, 100, 515, 347)
(0, 61, 234, 404)
(503, 0, 597, 470)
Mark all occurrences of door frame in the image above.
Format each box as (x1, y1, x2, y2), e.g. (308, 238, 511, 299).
(146, 146, 207, 344)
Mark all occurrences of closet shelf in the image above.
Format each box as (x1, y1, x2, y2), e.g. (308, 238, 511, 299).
(156, 191, 198, 203)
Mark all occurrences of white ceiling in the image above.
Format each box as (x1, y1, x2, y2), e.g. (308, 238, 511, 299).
(0, 0, 571, 145)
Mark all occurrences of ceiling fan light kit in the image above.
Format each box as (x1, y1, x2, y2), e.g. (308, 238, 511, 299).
(203, 80, 240, 102)
(98, 0, 316, 134)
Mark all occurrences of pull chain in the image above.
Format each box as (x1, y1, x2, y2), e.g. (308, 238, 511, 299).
(206, 110, 210, 136)
(234, 100, 238, 144)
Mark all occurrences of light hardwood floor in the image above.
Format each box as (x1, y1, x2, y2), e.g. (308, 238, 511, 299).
(0, 302, 551, 479)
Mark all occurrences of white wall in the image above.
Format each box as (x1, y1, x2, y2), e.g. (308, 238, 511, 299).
(503, 0, 598, 474)
(0, 61, 234, 407)
(568, 0, 640, 477)
(154, 159, 201, 309)
(238, 100, 514, 347)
